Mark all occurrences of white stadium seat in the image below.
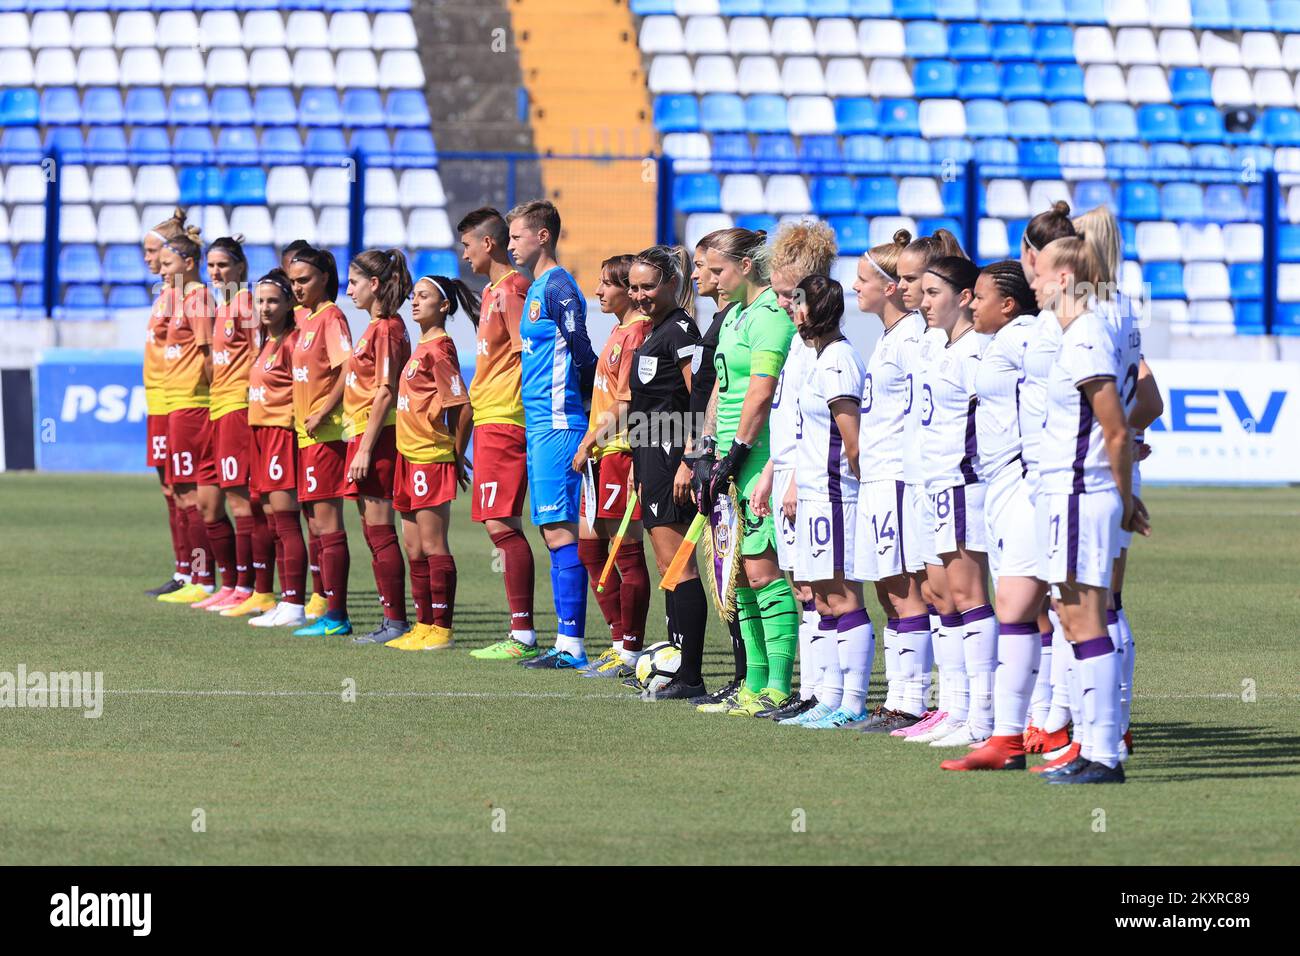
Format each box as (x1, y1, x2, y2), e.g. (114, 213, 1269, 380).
(197, 12, 242, 49)
(1157, 30, 1199, 67)
(5, 167, 46, 204)
(781, 57, 825, 96)
(737, 56, 781, 94)
(206, 48, 250, 88)
(161, 47, 205, 86)
(30, 12, 72, 49)
(1085, 65, 1128, 102)
(788, 95, 836, 135)
(869, 59, 913, 98)
(190, 207, 230, 243)
(1222, 224, 1264, 262)
(156, 11, 198, 49)
(694, 55, 738, 94)
(1136, 222, 1181, 260)
(898, 177, 944, 217)
(1115, 28, 1159, 66)
(120, 48, 162, 86)
(1211, 68, 1253, 107)
(919, 99, 966, 138)
(114, 11, 155, 49)
(0, 208, 9, 244)
(398, 170, 446, 209)
(771, 17, 816, 56)
(684, 16, 728, 54)
(266, 167, 312, 205)
(685, 214, 733, 247)
(12, 205, 45, 243)
(336, 50, 379, 89)
(60, 205, 98, 244)
(815, 18, 859, 56)
(1127, 65, 1172, 104)
(987, 179, 1031, 218)
(1121, 260, 1146, 298)
(1059, 141, 1108, 178)
(640, 16, 685, 54)
(293, 49, 335, 87)
(979, 218, 1010, 260)
(1185, 301, 1234, 334)
(378, 51, 423, 88)
(364, 168, 400, 207)
(316, 207, 350, 246)
(407, 209, 453, 249)
(1283, 35, 1300, 73)
(650, 55, 694, 94)
(859, 20, 905, 60)
(1184, 262, 1231, 299)
(91, 166, 134, 204)
(97, 205, 143, 245)
(721, 174, 766, 214)
(1149, 0, 1192, 26)
(248, 49, 292, 87)
(135, 166, 181, 205)
(34, 49, 77, 86)
(1288, 185, 1300, 223)
(0, 13, 30, 47)
(273, 206, 318, 246)
(662, 132, 712, 170)
(1278, 265, 1300, 301)
(1179, 223, 1225, 262)
(1106, 0, 1150, 26)
(869, 216, 917, 247)
(243, 12, 286, 50)
(329, 12, 373, 50)
(1075, 27, 1117, 65)
(1200, 32, 1241, 68)
(728, 17, 771, 55)
(312, 168, 352, 207)
(364, 209, 407, 249)
(373, 13, 418, 50)
(230, 207, 274, 246)
(825, 58, 869, 97)
(1029, 180, 1072, 210)
(764, 175, 812, 214)
(71, 12, 112, 49)
(285, 11, 329, 49)
(1241, 33, 1282, 70)
(0, 50, 34, 86)
(59, 165, 92, 204)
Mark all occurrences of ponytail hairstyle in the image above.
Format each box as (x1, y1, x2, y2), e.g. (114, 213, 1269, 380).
(1073, 205, 1122, 296)
(352, 248, 414, 316)
(150, 206, 188, 242)
(979, 260, 1037, 316)
(905, 228, 966, 270)
(1024, 200, 1077, 253)
(419, 275, 482, 327)
(208, 234, 248, 285)
(864, 228, 913, 281)
(696, 228, 729, 253)
(707, 227, 772, 283)
(600, 254, 635, 290)
(794, 274, 846, 344)
(771, 219, 838, 281)
(255, 268, 297, 329)
(1041, 236, 1103, 294)
(633, 243, 695, 316)
(289, 244, 339, 301)
(926, 255, 981, 294)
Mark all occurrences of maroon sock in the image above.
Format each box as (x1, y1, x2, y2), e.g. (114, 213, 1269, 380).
(308, 531, 325, 596)
(204, 516, 237, 589)
(577, 536, 621, 643)
(614, 541, 651, 653)
(166, 494, 189, 576)
(185, 506, 214, 586)
(490, 528, 535, 632)
(320, 529, 350, 616)
(409, 551, 433, 625)
(273, 511, 307, 605)
(272, 532, 285, 596)
(233, 514, 255, 591)
(428, 554, 457, 628)
(250, 508, 275, 593)
(366, 522, 406, 622)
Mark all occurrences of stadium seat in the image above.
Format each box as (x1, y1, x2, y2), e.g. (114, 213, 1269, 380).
(1181, 105, 1226, 142)
(654, 94, 699, 133)
(103, 245, 149, 286)
(744, 94, 787, 132)
(755, 133, 799, 171)
(300, 87, 343, 127)
(1262, 108, 1300, 145)
(919, 99, 966, 137)
(223, 167, 267, 205)
(720, 174, 765, 213)
(1074, 26, 1116, 63)
(97, 205, 143, 245)
(44, 128, 86, 163)
(889, 136, 932, 162)
(904, 21, 947, 57)
(828, 215, 870, 255)
(843, 133, 887, 168)
(262, 128, 305, 165)
(1185, 262, 1231, 299)
(1205, 184, 1250, 220)
(1008, 100, 1050, 139)
(960, 62, 1002, 98)
(1051, 101, 1094, 138)
(1145, 261, 1186, 298)
(216, 127, 259, 165)
(1180, 222, 1226, 261)
(825, 58, 869, 96)
(869, 59, 914, 97)
(1094, 102, 1138, 139)
(1137, 104, 1181, 141)
(948, 22, 991, 60)
(58, 285, 106, 321)
(179, 166, 223, 205)
(1191, 0, 1234, 26)
(1018, 139, 1060, 174)
(858, 176, 900, 214)
(836, 97, 879, 133)
(58, 245, 101, 286)
(1136, 222, 1182, 260)
(306, 128, 350, 165)
(1119, 181, 1161, 219)
(674, 173, 722, 212)
(1073, 179, 1114, 211)
(986, 179, 1031, 218)
(1162, 182, 1205, 220)
(765, 174, 813, 213)
(877, 98, 920, 136)
(1274, 0, 1300, 30)
(1002, 62, 1044, 99)
(1043, 64, 1085, 100)
(899, 177, 944, 216)
(1065, 0, 1108, 20)
(172, 127, 215, 165)
(1229, 262, 1264, 299)
(40, 87, 80, 125)
(914, 60, 957, 98)
(788, 95, 836, 134)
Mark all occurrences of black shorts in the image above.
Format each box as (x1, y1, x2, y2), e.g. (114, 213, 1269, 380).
(632, 444, 697, 530)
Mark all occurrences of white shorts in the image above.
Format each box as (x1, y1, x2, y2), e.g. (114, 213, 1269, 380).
(923, 481, 987, 565)
(903, 482, 927, 573)
(795, 496, 858, 582)
(985, 465, 1039, 580)
(853, 478, 908, 582)
(773, 466, 798, 573)
(1037, 489, 1121, 591)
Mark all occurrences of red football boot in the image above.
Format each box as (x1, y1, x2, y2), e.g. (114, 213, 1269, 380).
(1029, 741, 1081, 774)
(940, 734, 1027, 771)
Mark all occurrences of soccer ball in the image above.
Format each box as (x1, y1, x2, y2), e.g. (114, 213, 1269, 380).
(635, 641, 681, 694)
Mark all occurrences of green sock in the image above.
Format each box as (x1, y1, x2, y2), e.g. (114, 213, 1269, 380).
(735, 587, 767, 693)
(756, 578, 800, 695)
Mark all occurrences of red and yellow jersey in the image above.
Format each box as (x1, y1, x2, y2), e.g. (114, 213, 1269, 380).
(292, 302, 352, 448)
(248, 329, 298, 428)
(590, 315, 651, 456)
(162, 281, 215, 411)
(209, 288, 258, 421)
(469, 270, 528, 427)
(397, 330, 468, 465)
(144, 284, 176, 415)
(343, 315, 410, 441)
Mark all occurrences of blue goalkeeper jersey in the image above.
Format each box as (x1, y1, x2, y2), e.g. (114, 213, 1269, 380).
(519, 266, 596, 431)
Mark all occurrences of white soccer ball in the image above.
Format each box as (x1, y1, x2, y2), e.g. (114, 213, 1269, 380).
(635, 640, 681, 694)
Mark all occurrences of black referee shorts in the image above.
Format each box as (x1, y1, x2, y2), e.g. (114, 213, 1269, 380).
(632, 444, 697, 529)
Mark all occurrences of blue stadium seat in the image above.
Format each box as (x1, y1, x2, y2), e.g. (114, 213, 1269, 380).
(1042, 63, 1084, 100)
(243, 245, 277, 282)
(1273, 0, 1300, 30)
(1149, 143, 1192, 177)
(1262, 108, 1300, 146)
(1050, 101, 1093, 139)
(300, 87, 343, 127)
(842, 134, 887, 169)
(888, 136, 931, 162)
(41, 87, 81, 125)
(918, 216, 962, 238)
(19, 286, 46, 322)
(982, 0, 1025, 19)
(1231, 262, 1264, 298)
(711, 133, 752, 171)
(254, 88, 299, 126)
(914, 60, 957, 98)
(1002, 62, 1043, 99)
(1094, 103, 1138, 140)
(1005, 217, 1028, 250)
(1233, 300, 1264, 332)
(1235, 144, 1274, 171)
(342, 89, 384, 127)
(745, 95, 789, 132)
(2, 128, 43, 163)
(1230, 0, 1272, 28)
(1161, 182, 1205, 220)
(306, 127, 350, 165)
(108, 286, 152, 310)
(0, 284, 17, 322)
(1119, 181, 1160, 220)
(1190, 143, 1232, 168)
(1191, 0, 1233, 27)
(1008, 100, 1050, 139)
(59, 245, 102, 285)
(44, 128, 85, 162)
(172, 127, 215, 164)
(905, 21, 947, 57)
(1138, 104, 1181, 142)
(941, 178, 980, 214)
(1181, 105, 1225, 143)
(1073, 180, 1114, 211)
(129, 128, 171, 165)
(386, 90, 430, 128)
(848, 0, 893, 14)
(1063, 0, 1106, 21)
(83, 88, 123, 126)
(991, 23, 1034, 59)
(631, 0, 675, 10)
(894, 0, 938, 16)
(212, 88, 254, 126)
(59, 286, 106, 321)
(857, 176, 900, 214)
(1145, 262, 1185, 299)
(0, 248, 11, 284)
(0, 89, 39, 126)
(932, 136, 973, 163)
(836, 98, 879, 133)
(261, 127, 304, 165)
(410, 249, 461, 278)
(350, 128, 392, 166)
(1033, 26, 1075, 62)
(812, 176, 858, 214)
(755, 134, 798, 171)
(217, 127, 259, 165)
(768, 0, 813, 13)
(1205, 184, 1249, 221)
(960, 62, 1001, 98)
(735, 213, 779, 233)
(828, 215, 870, 255)
(700, 94, 745, 132)
(673, 173, 722, 212)
(798, 134, 842, 165)
(15, 245, 44, 284)
(169, 87, 210, 126)
(973, 137, 1017, 166)
(125, 87, 167, 125)
(1106, 142, 1148, 168)
(1277, 303, 1300, 334)
(104, 246, 149, 285)
(948, 22, 991, 59)
(1018, 139, 1059, 174)
(179, 166, 223, 205)
(878, 98, 920, 136)
(937, 0, 979, 14)
(1169, 68, 1213, 105)
(224, 167, 267, 204)
(393, 130, 438, 167)
(653, 95, 699, 133)
(1121, 220, 1138, 256)
(86, 127, 128, 164)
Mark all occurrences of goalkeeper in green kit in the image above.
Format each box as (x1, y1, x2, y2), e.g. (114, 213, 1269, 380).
(689, 227, 802, 717)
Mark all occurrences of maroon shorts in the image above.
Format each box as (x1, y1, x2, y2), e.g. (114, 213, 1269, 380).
(297, 439, 348, 502)
(166, 407, 218, 485)
(392, 456, 457, 513)
(251, 425, 297, 495)
(471, 422, 528, 522)
(213, 407, 253, 488)
(345, 425, 398, 500)
(147, 414, 168, 470)
(581, 450, 640, 521)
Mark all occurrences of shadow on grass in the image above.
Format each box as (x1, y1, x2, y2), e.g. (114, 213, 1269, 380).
(1125, 721, 1300, 781)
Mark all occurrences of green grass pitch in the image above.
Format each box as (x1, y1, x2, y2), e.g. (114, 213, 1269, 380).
(1, 473, 1296, 865)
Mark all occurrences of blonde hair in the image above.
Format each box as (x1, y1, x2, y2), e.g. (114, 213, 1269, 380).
(1041, 236, 1103, 293)
(770, 219, 838, 282)
(1073, 205, 1122, 295)
(707, 227, 772, 283)
(151, 206, 189, 240)
(634, 244, 695, 317)
(864, 228, 913, 280)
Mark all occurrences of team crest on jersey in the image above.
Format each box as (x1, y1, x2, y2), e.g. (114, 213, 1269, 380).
(263, 351, 277, 371)
(608, 344, 621, 367)
(223, 318, 235, 338)
(404, 357, 420, 380)
(637, 355, 658, 384)
(301, 331, 315, 349)
(528, 299, 541, 321)
(355, 338, 367, 355)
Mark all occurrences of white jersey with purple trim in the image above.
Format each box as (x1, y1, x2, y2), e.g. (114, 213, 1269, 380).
(769, 332, 811, 469)
(1039, 311, 1120, 496)
(860, 311, 925, 482)
(795, 337, 867, 501)
(920, 326, 990, 494)
(1097, 294, 1141, 419)
(897, 312, 937, 485)
(975, 314, 1035, 482)
(1018, 311, 1061, 481)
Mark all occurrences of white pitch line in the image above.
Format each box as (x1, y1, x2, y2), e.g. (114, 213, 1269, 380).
(102, 689, 1296, 702)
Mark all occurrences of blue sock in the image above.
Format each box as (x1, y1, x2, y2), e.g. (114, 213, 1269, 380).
(550, 543, 587, 654)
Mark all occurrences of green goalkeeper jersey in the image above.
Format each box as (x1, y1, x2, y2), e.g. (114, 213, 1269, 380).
(712, 286, 795, 457)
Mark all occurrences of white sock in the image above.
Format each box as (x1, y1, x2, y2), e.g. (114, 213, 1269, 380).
(882, 622, 899, 711)
(926, 607, 941, 710)
(1029, 629, 1053, 727)
(798, 604, 818, 700)
(1076, 635, 1121, 767)
(557, 634, 585, 658)
(1118, 606, 1135, 734)
(1066, 648, 1089, 760)
(960, 605, 998, 738)
(937, 613, 968, 723)
(993, 621, 1041, 737)
(895, 613, 931, 717)
(1044, 611, 1072, 733)
(836, 609, 875, 715)
(814, 615, 843, 709)
(511, 628, 537, 647)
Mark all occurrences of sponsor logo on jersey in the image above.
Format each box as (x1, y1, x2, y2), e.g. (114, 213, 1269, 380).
(164, 345, 182, 361)
(213, 349, 231, 366)
(248, 386, 266, 404)
(292, 366, 309, 383)
(637, 355, 658, 384)
(396, 394, 410, 411)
